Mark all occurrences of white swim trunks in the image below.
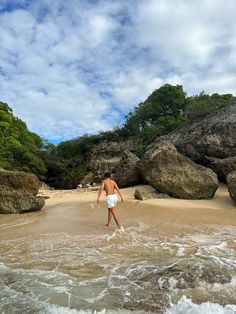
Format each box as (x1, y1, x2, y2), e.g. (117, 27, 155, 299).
(106, 194, 118, 208)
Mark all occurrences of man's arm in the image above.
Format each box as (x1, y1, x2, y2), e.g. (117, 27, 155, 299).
(114, 182, 124, 202)
(97, 181, 104, 204)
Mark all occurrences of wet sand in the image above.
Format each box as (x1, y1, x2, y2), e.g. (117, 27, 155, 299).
(1, 184, 235, 240)
(1, 184, 236, 313)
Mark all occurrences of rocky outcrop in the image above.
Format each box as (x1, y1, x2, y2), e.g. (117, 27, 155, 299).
(39, 181, 54, 191)
(0, 196, 45, 214)
(152, 103, 236, 165)
(114, 151, 142, 187)
(139, 142, 218, 199)
(227, 171, 236, 202)
(134, 188, 171, 200)
(85, 139, 142, 184)
(88, 142, 124, 182)
(0, 170, 45, 214)
(207, 156, 236, 182)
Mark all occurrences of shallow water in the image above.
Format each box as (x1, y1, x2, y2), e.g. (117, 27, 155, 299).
(0, 192, 236, 313)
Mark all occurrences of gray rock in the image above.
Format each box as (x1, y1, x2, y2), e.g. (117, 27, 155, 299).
(86, 139, 142, 184)
(0, 169, 45, 214)
(88, 142, 124, 181)
(207, 156, 236, 182)
(114, 151, 142, 187)
(0, 169, 40, 196)
(139, 141, 218, 199)
(134, 189, 171, 200)
(0, 196, 45, 214)
(227, 171, 236, 202)
(151, 102, 236, 164)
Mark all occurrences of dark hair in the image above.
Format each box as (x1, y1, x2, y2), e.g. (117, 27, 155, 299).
(104, 172, 110, 178)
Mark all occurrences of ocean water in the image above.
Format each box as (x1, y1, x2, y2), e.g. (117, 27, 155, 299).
(0, 208, 236, 313)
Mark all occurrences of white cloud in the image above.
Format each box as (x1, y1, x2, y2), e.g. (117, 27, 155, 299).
(0, 0, 236, 142)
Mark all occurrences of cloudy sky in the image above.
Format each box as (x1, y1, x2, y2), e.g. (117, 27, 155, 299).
(0, 0, 236, 143)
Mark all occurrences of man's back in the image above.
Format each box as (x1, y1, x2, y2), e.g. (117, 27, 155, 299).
(102, 178, 117, 196)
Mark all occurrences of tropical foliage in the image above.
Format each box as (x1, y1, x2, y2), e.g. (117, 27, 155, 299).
(0, 102, 47, 179)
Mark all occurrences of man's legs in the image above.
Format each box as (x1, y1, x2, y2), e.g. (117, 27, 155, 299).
(105, 208, 112, 227)
(107, 206, 122, 229)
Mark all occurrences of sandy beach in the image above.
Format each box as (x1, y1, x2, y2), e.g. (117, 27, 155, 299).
(1, 184, 235, 240)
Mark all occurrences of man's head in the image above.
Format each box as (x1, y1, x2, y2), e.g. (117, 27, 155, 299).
(104, 172, 111, 178)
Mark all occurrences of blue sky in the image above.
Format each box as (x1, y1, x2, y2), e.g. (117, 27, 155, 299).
(0, 0, 236, 144)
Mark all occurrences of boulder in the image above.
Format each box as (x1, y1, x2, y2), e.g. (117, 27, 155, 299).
(134, 188, 171, 200)
(227, 171, 236, 202)
(87, 139, 143, 183)
(0, 196, 45, 214)
(0, 169, 45, 214)
(114, 151, 142, 187)
(88, 142, 124, 182)
(151, 103, 236, 164)
(207, 156, 236, 182)
(0, 170, 40, 196)
(139, 141, 218, 199)
(39, 181, 54, 191)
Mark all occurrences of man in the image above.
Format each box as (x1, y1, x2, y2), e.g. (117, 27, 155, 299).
(96, 173, 124, 231)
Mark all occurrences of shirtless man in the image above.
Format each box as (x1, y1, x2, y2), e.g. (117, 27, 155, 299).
(96, 173, 124, 230)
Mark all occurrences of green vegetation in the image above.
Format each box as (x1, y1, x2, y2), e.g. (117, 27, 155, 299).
(0, 102, 47, 179)
(0, 85, 234, 188)
(186, 92, 234, 121)
(122, 84, 188, 145)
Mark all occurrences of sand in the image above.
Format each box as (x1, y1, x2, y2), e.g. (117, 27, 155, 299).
(0, 184, 236, 241)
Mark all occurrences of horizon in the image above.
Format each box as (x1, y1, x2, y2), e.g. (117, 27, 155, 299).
(1, 0, 236, 143)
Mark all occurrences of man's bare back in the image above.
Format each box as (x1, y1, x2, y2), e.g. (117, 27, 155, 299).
(102, 178, 118, 196)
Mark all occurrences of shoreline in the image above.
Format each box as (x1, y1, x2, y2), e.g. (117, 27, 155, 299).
(0, 184, 235, 241)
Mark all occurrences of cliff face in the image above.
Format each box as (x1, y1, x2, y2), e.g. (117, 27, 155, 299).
(154, 103, 236, 165)
(87, 139, 141, 183)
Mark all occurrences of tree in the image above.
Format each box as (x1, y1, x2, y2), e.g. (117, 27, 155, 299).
(0, 101, 47, 179)
(123, 84, 188, 144)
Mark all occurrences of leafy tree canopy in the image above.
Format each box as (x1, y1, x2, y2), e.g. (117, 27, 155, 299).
(0, 101, 47, 179)
(122, 84, 188, 144)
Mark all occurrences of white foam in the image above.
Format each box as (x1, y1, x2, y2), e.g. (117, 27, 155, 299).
(41, 306, 149, 314)
(165, 295, 236, 314)
(176, 247, 185, 257)
(106, 227, 125, 241)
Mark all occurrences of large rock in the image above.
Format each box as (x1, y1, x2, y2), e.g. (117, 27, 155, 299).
(152, 103, 236, 164)
(0, 170, 40, 196)
(134, 188, 171, 200)
(86, 139, 142, 183)
(207, 156, 236, 182)
(0, 169, 45, 214)
(114, 151, 142, 187)
(139, 142, 218, 199)
(0, 196, 45, 214)
(227, 171, 236, 202)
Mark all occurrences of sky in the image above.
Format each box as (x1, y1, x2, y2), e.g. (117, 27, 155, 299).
(0, 0, 236, 144)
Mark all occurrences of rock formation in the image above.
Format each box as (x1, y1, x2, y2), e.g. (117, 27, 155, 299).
(152, 103, 236, 165)
(83, 139, 141, 184)
(0, 169, 45, 214)
(227, 171, 236, 202)
(139, 141, 218, 199)
(134, 188, 171, 200)
(206, 156, 236, 182)
(114, 151, 141, 187)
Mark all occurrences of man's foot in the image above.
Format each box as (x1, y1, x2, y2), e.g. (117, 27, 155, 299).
(105, 223, 110, 227)
(118, 225, 124, 232)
